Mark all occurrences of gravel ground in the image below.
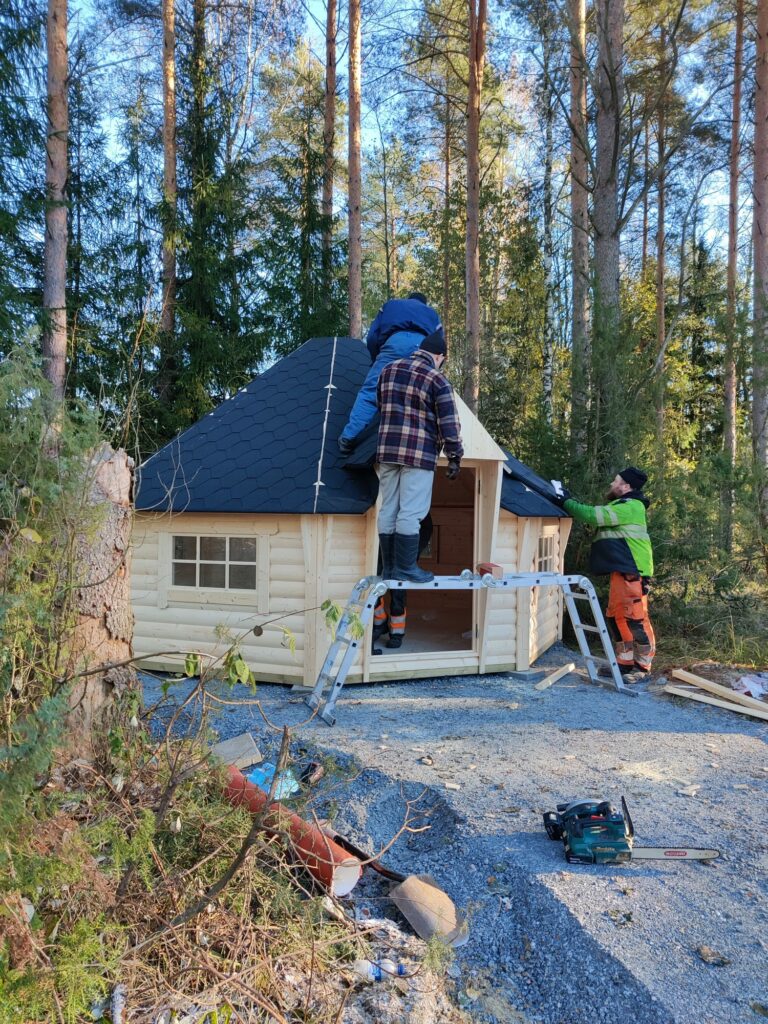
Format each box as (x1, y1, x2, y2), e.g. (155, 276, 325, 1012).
(142, 646, 768, 1024)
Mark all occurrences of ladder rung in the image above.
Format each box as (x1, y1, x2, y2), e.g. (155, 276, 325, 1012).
(574, 624, 601, 634)
(566, 591, 591, 600)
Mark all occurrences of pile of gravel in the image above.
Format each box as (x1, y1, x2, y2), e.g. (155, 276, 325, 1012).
(141, 647, 768, 1024)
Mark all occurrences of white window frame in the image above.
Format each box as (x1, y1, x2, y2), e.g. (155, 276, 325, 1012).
(536, 528, 557, 573)
(171, 534, 259, 591)
(158, 529, 270, 611)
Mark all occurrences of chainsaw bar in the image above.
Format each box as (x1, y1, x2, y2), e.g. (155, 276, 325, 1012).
(629, 847, 720, 861)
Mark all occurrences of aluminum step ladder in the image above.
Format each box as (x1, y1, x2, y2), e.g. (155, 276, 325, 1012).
(304, 571, 635, 725)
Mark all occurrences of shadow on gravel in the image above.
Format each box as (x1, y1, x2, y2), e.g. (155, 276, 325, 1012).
(328, 769, 672, 1024)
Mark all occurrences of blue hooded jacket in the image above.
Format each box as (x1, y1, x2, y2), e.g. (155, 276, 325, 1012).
(366, 298, 442, 360)
(341, 298, 443, 444)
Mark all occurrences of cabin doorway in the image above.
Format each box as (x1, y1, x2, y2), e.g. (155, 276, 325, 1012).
(382, 467, 476, 655)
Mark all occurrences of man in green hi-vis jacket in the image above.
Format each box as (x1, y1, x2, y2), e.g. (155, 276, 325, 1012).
(554, 467, 655, 677)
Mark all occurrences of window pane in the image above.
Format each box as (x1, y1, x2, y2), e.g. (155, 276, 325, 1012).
(230, 537, 257, 562)
(200, 536, 226, 561)
(174, 536, 197, 560)
(229, 564, 256, 590)
(200, 562, 226, 588)
(173, 562, 196, 586)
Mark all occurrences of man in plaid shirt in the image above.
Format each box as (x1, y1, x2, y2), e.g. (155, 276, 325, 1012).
(376, 331, 463, 583)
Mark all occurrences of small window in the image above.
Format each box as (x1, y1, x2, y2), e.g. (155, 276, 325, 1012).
(537, 533, 555, 573)
(172, 535, 258, 590)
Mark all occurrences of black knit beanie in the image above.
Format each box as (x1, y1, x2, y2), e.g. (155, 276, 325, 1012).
(408, 291, 428, 304)
(619, 466, 648, 490)
(419, 328, 447, 357)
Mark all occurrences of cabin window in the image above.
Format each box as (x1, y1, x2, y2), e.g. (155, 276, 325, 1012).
(537, 532, 556, 573)
(172, 535, 258, 590)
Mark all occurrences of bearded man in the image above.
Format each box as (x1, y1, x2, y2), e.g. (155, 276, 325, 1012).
(555, 468, 655, 677)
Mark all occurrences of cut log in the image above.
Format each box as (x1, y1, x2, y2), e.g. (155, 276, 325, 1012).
(534, 662, 576, 691)
(671, 669, 768, 712)
(664, 684, 768, 721)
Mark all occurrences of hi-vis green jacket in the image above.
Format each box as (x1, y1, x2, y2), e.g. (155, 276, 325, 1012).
(563, 490, 654, 577)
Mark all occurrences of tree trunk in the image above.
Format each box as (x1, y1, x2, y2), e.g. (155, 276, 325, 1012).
(322, 0, 337, 299)
(463, 0, 487, 414)
(569, 0, 590, 461)
(160, 0, 177, 347)
(42, 0, 68, 402)
(348, 0, 362, 338)
(655, 45, 666, 450)
(66, 446, 135, 756)
(443, 91, 451, 352)
(753, 0, 768, 537)
(641, 118, 649, 272)
(724, 0, 744, 551)
(541, 34, 556, 426)
(592, 0, 624, 471)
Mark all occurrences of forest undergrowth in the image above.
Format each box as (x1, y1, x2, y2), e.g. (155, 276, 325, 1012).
(0, 692, 384, 1024)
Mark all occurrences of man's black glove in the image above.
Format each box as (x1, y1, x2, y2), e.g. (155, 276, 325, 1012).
(338, 436, 354, 455)
(550, 487, 572, 507)
(446, 458, 461, 480)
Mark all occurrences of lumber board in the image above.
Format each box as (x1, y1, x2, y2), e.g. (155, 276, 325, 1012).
(671, 669, 768, 713)
(211, 732, 263, 769)
(664, 684, 768, 721)
(534, 662, 576, 691)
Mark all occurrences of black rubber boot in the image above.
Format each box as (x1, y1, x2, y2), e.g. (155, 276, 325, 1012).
(393, 533, 434, 583)
(386, 634, 404, 649)
(378, 533, 395, 580)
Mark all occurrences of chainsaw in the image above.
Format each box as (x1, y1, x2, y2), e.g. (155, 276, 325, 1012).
(543, 797, 720, 865)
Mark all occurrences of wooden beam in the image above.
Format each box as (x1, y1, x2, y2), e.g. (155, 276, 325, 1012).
(664, 684, 768, 721)
(671, 669, 768, 713)
(534, 662, 576, 691)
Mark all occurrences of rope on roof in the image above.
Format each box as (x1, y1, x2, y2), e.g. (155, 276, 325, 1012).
(313, 336, 338, 513)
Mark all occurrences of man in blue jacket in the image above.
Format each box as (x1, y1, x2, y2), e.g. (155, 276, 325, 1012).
(338, 292, 442, 453)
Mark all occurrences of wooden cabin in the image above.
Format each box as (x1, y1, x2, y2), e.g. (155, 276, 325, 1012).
(133, 337, 571, 686)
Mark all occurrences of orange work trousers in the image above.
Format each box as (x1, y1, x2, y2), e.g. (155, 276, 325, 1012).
(605, 572, 656, 672)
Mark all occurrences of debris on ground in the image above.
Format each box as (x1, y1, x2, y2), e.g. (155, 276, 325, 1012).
(666, 667, 768, 720)
(210, 730, 263, 768)
(142, 645, 768, 1024)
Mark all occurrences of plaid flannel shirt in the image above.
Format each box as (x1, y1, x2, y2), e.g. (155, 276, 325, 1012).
(376, 350, 463, 471)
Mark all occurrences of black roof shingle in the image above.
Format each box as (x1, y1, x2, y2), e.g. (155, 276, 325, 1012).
(136, 337, 568, 520)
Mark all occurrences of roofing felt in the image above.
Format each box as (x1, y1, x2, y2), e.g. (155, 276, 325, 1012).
(136, 336, 568, 519)
(499, 452, 568, 519)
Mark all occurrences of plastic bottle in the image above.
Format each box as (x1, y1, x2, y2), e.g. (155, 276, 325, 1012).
(352, 958, 408, 982)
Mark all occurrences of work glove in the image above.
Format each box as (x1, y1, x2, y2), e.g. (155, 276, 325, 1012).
(338, 435, 354, 455)
(549, 480, 572, 506)
(446, 458, 461, 481)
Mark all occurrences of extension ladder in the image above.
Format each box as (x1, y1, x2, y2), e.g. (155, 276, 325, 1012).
(304, 571, 636, 725)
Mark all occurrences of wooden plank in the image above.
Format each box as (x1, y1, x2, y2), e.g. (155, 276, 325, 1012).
(515, 518, 538, 671)
(671, 669, 768, 712)
(211, 732, 263, 769)
(534, 662, 576, 691)
(664, 684, 768, 721)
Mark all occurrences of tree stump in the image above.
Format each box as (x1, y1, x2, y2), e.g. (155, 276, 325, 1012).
(66, 444, 135, 755)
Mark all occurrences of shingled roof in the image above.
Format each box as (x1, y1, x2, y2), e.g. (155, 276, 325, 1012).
(136, 336, 567, 519)
(136, 337, 377, 514)
(500, 452, 568, 519)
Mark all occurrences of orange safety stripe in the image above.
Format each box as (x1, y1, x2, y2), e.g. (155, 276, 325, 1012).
(389, 613, 406, 635)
